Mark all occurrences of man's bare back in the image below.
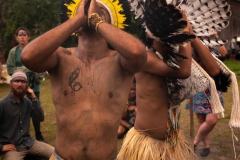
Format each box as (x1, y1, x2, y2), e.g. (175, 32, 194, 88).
(48, 49, 134, 159)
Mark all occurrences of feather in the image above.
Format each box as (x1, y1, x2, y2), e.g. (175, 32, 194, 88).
(128, 0, 231, 68)
(162, 44, 188, 69)
(144, 0, 196, 68)
(178, 0, 231, 50)
(199, 37, 228, 48)
(128, 0, 145, 19)
(161, 33, 196, 45)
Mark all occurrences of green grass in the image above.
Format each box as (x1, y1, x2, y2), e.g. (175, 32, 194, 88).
(224, 60, 240, 75)
(1, 61, 240, 159)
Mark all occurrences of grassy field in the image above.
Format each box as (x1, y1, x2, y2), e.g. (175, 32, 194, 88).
(0, 60, 240, 159)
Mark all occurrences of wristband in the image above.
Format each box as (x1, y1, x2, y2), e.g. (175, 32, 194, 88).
(88, 13, 105, 33)
(31, 98, 38, 102)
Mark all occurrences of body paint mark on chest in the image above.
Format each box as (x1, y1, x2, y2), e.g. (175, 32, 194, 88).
(69, 67, 82, 92)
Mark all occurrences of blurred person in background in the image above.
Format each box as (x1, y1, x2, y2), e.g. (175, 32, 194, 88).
(118, 80, 137, 138)
(6, 27, 46, 142)
(230, 36, 237, 61)
(0, 70, 54, 160)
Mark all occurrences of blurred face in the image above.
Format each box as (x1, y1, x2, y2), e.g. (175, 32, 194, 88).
(10, 77, 28, 98)
(129, 84, 136, 98)
(16, 30, 29, 45)
(98, 3, 111, 23)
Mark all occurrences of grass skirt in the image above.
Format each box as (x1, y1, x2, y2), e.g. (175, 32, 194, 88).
(117, 128, 191, 160)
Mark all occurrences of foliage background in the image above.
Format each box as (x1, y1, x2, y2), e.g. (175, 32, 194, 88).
(0, 0, 139, 62)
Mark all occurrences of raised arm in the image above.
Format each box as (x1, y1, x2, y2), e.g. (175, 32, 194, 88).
(213, 33, 227, 60)
(140, 10, 193, 79)
(143, 42, 192, 79)
(189, 26, 220, 76)
(88, 0, 147, 74)
(21, 0, 89, 72)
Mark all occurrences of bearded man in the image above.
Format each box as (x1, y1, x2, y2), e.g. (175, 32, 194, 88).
(0, 70, 54, 160)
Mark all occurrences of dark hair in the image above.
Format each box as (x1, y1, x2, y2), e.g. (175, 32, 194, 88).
(234, 36, 237, 39)
(15, 26, 30, 36)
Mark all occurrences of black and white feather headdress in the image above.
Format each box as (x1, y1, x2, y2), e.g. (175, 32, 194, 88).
(129, 0, 196, 69)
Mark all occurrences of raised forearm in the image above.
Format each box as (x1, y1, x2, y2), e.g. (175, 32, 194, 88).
(97, 22, 147, 73)
(177, 43, 192, 79)
(30, 98, 44, 122)
(191, 37, 220, 76)
(21, 16, 85, 72)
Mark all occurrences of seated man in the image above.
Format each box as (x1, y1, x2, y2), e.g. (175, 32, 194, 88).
(118, 81, 137, 138)
(0, 70, 54, 160)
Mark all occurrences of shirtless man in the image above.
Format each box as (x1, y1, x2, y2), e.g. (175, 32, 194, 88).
(20, 0, 147, 159)
(118, 12, 220, 160)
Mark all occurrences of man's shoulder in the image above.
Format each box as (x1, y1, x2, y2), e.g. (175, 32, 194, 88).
(0, 94, 11, 105)
(23, 97, 32, 102)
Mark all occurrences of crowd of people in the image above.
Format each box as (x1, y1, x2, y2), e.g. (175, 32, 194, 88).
(0, 0, 236, 159)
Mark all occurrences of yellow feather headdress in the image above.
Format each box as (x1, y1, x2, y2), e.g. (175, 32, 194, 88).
(61, 0, 131, 30)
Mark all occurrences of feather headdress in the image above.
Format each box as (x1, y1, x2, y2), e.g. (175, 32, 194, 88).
(61, 0, 131, 31)
(129, 0, 196, 69)
(176, 2, 240, 155)
(179, 0, 231, 48)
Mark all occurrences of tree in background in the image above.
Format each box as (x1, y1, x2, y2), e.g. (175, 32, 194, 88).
(0, 0, 5, 64)
(0, 0, 138, 62)
(1, 0, 61, 61)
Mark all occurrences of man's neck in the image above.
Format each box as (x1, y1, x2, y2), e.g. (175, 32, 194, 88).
(77, 36, 110, 64)
(19, 43, 28, 50)
(11, 92, 23, 103)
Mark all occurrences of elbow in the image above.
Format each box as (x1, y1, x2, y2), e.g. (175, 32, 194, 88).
(20, 51, 31, 68)
(132, 47, 148, 71)
(175, 64, 191, 79)
(179, 69, 191, 79)
(20, 50, 41, 72)
(207, 67, 220, 77)
(134, 44, 147, 60)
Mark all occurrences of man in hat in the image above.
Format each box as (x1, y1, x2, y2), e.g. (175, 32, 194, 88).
(20, 0, 147, 159)
(0, 70, 54, 160)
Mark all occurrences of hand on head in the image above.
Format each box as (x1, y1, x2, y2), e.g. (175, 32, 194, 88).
(181, 10, 194, 35)
(26, 86, 36, 99)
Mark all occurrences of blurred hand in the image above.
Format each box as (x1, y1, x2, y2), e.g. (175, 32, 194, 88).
(181, 10, 195, 35)
(75, 0, 89, 27)
(2, 144, 16, 152)
(88, 0, 101, 17)
(26, 87, 36, 99)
